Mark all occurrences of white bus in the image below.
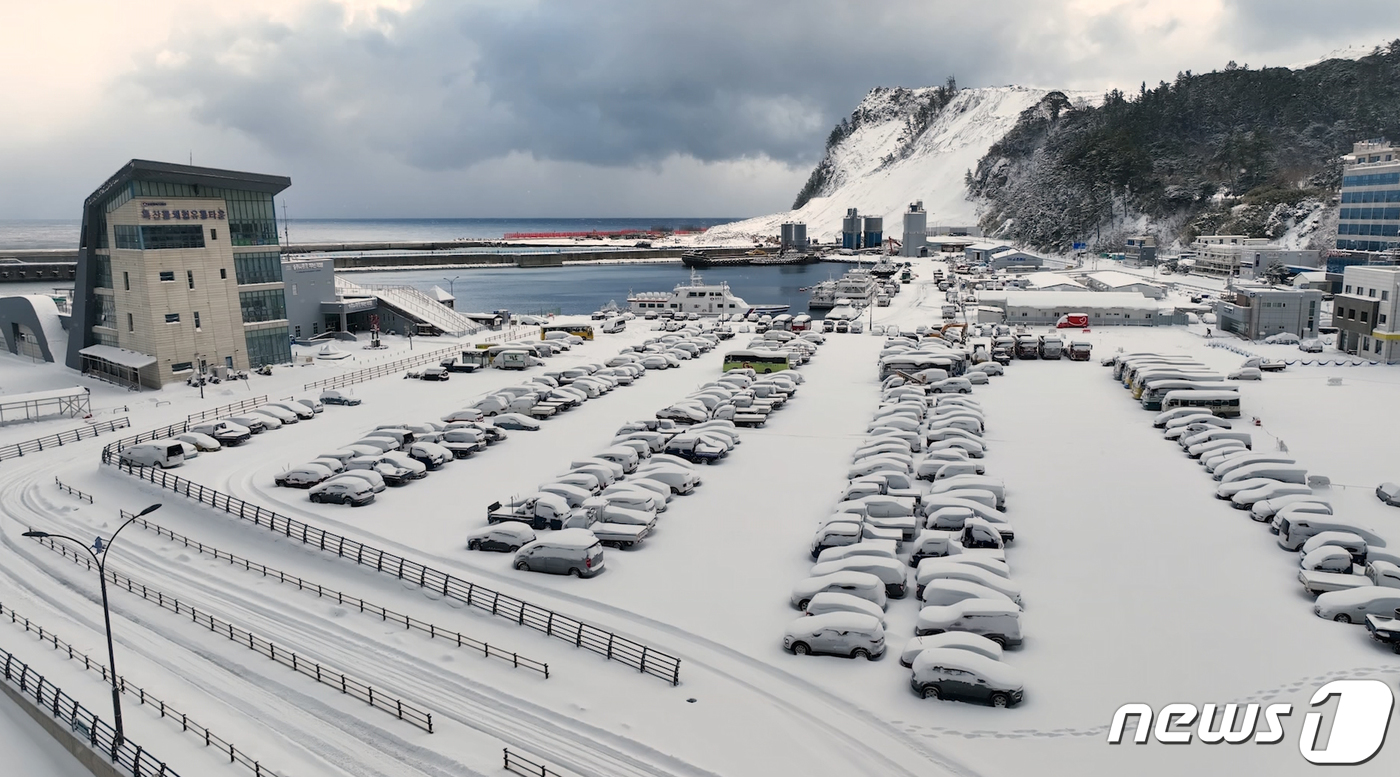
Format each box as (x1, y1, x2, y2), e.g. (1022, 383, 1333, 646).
(1162, 389, 1242, 418)
(1140, 379, 1233, 410)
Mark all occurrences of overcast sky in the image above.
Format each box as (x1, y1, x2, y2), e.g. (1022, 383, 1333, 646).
(3, 0, 1398, 219)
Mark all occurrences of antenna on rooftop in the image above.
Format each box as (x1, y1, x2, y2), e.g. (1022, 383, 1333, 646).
(282, 201, 291, 246)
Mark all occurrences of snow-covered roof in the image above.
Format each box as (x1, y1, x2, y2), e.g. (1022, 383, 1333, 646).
(966, 242, 1012, 252)
(78, 344, 157, 369)
(429, 285, 455, 302)
(1085, 270, 1161, 289)
(1293, 271, 1329, 285)
(1025, 272, 1086, 290)
(980, 291, 1164, 310)
(0, 385, 90, 404)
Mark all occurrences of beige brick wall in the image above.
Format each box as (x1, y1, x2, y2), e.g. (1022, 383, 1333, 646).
(108, 197, 251, 383)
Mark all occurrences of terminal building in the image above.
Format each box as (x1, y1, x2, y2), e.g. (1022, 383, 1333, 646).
(1336, 139, 1400, 255)
(65, 160, 294, 388)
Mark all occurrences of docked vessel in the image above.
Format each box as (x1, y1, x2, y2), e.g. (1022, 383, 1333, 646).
(628, 270, 789, 316)
(807, 279, 838, 310)
(833, 268, 877, 307)
(681, 251, 750, 269)
(870, 257, 900, 278)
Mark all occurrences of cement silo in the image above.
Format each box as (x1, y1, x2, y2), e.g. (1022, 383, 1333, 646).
(780, 222, 795, 250)
(780, 221, 809, 251)
(862, 216, 883, 250)
(841, 208, 861, 250)
(901, 201, 927, 257)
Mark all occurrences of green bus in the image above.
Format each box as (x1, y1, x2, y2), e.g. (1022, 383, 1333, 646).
(722, 349, 791, 373)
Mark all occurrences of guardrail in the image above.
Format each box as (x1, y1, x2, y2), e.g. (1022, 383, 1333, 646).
(479, 326, 543, 344)
(302, 343, 462, 391)
(31, 535, 435, 733)
(504, 748, 562, 777)
(106, 460, 683, 685)
(0, 645, 177, 777)
(54, 477, 94, 503)
(186, 396, 268, 425)
(1204, 340, 1380, 366)
(0, 417, 130, 463)
(125, 513, 550, 678)
(0, 602, 278, 777)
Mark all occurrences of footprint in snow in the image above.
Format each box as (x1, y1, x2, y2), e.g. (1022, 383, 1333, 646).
(175, 553, 190, 562)
(330, 607, 348, 618)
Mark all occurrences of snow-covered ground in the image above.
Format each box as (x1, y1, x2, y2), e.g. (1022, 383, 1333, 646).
(1, 259, 1397, 776)
(0, 691, 92, 777)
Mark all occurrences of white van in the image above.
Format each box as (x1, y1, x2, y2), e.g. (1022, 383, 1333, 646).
(809, 556, 910, 598)
(118, 442, 186, 469)
(601, 317, 626, 334)
(1274, 512, 1386, 551)
(930, 475, 1006, 511)
(915, 599, 1023, 647)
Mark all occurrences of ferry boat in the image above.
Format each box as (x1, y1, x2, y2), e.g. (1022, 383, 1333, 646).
(628, 270, 789, 317)
(833, 268, 877, 307)
(807, 279, 838, 310)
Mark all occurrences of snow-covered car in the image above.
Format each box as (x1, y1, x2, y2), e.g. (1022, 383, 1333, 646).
(324, 471, 385, 493)
(319, 389, 361, 406)
(899, 632, 1004, 667)
(230, 413, 277, 432)
(915, 599, 1022, 646)
(252, 404, 299, 424)
(293, 397, 325, 414)
(919, 578, 1016, 607)
(815, 540, 899, 565)
(269, 401, 315, 420)
(802, 592, 887, 624)
(406, 442, 452, 470)
(175, 432, 222, 452)
(1377, 482, 1400, 507)
(909, 649, 1023, 707)
(1298, 339, 1324, 353)
(308, 477, 376, 506)
(965, 371, 989, 385)
(187, 420, 251, 445)
(1314, 588, 1400, 624)
(308, 457, 346, 474)
(466, 523, 537, 553)
(274, 463, 335, 488)
(969, 362, 1004, 376)
(783, 612, 885, 660)
(598, 486, 661, 514)
(790, 571, 888, 611)
(630, 467, 699, 495)
(492, 413, 542, 431)
(1228, 367, 1263, 381)
(915, 560, 1022, 602)
(442, 408, 486, 423)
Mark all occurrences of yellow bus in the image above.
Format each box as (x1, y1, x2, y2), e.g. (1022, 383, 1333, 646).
(541, 323, 595, 341)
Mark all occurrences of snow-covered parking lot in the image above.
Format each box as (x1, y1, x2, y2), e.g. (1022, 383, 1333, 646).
(2, 267, 1398, 776)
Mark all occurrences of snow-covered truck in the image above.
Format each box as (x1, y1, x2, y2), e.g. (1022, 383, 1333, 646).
(1298, 560, 1400, 597)
(486, 494, 651, 547)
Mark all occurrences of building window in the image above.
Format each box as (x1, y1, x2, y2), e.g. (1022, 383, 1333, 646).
(1384, 291, 1391, 301)
(1361, 311, 1369, 323)
(187, 270, 195, 289)
(165, 313, 181, 323)
(127, 313, 133, 332)
(211, 228, 218, 241)
(93, 295, 116, 329)
(1362, 336, 1370, 350)
(140, 225, 206, 250)
(294, 325, 301, 338)
(1381, 313, 1389, 325)
(233, 252, 283, 285)
(220, 268, 227, 280)
(159, 271, 175, 282)
(113, 225, 141, 249)
(1368, 288, 1376, 298)
(94, 256, 113, 289)
(170, 362, 193, 373)
(239, 289, 287, 323)
(244, 325, 292, 368)
(123, 271, 129, 291)
(194, 311, 202, 330)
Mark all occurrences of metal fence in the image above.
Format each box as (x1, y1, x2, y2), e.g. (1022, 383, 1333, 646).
(106, 459, 683, 685)
(0, 645, 177, 777)
(125, 513, 550, 678)
(504, 748, 563, 777)
(54, 477, 94, 503)
(302, 344, 463, 391)
(186, 396, 269, 425)
(32, 536, 435, 733)
(0, 417, 130, 463)
(0, 602, 279, 777)
(103, 422, 191, 457)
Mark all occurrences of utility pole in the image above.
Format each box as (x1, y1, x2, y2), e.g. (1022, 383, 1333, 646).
(282, 201, 291, 246)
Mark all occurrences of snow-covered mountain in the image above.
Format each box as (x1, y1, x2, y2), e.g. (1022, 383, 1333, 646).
(699, 85, 1074, 245)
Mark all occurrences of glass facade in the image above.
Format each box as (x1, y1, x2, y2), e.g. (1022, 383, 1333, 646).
(130, 181, 279, 247)
(244, 326, 292, 367)
(233, 252, 284, 285)
(1336, 167, 1400, 252)
(1342, 172, 1400, 187)
(239, 289, 287, 323)
(113, 225, 141, 249)
(94, 294, 116, 329)
(139, 225, 206, 250)
(94, 255, 113, 289)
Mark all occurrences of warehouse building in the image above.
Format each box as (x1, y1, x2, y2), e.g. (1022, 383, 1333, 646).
(65, 160, 293, 388)
(1213, 285, 1322, 341)
(976, 291, 1178, 326)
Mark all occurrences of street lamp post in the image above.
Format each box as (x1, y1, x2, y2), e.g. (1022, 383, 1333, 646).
(443, 276, 461, 297)
(23, 503, 162, 750)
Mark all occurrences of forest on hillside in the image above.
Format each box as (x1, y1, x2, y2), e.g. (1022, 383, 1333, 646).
(966, 42, 1400, 251)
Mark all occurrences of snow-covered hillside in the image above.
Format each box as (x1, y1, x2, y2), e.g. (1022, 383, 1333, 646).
(698, 86, 1060, 245)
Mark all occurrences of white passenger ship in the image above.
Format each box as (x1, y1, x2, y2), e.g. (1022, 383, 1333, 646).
(628, 270, 789, 316)
(833, 268, 877, 307)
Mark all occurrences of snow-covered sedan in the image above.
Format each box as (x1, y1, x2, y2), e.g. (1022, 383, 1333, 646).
(466, 523, 537, 553)
(1314, 588, 1400, 623)
(274, 463, 335, 488)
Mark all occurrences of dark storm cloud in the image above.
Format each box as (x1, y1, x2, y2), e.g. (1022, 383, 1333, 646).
(131, 0, 1028, 171)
